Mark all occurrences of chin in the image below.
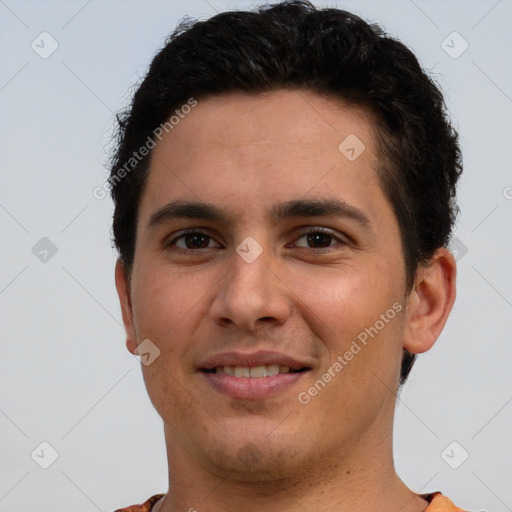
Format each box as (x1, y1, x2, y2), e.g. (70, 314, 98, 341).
(196, 433, 313, 483)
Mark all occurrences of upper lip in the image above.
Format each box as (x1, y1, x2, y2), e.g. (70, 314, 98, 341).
(199, 350, 312, 371)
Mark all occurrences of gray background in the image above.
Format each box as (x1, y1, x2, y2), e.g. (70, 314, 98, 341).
(1, 0, 511, 510)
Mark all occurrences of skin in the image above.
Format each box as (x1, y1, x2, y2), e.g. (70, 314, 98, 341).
(115, 89, 457, 512)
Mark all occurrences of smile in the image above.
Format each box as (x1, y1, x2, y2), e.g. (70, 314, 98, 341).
(207, 364, 306, 378)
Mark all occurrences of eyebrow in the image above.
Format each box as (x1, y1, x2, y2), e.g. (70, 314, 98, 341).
(146, 198, 372, 231)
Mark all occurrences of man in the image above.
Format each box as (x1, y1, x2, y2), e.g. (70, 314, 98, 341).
(110, 1, 465, 510)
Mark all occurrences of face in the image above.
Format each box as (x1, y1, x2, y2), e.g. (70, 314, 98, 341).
(117, 89, 417, 480)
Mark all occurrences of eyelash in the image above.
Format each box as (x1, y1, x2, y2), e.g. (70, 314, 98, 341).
(165, 227, 349, 254)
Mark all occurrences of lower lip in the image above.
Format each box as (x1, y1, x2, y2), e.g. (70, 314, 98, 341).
(200, 371, 307, 400)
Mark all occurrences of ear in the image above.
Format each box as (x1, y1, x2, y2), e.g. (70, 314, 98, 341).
(402, 247, 457, 354)
(114, 258, 138, 355)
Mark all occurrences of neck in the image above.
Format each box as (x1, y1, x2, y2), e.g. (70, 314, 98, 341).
(157, 424, 428, 512)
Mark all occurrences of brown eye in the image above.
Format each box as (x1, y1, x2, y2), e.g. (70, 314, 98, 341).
(166, 230, 222, 252)
(293, 228, 347, 250)
(304, 232, 334, 248)
(178, 233, 211, 249)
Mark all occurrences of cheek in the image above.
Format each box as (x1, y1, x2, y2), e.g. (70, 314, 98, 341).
(291, 260, 405, 381)
(131, 267, 208, 422)
(131, 264, 199, 336)
(130, 262, 224, 379)
(294, 261, 398, 333)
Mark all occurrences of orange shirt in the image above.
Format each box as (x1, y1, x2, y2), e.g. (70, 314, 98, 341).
(113, 491, 465, 511)
(114, 494, 164, 512)
(424, 492, 466, 511)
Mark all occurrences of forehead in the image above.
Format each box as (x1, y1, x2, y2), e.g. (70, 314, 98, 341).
(140, 89, 388, 226)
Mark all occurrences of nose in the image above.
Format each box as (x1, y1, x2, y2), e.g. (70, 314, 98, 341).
(209, 243, 291, 332)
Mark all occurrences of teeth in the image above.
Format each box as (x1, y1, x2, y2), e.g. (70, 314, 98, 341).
(234, 366, 250, 378)
(267, 364, 280, 376)
(249, 365, 267, 378)
(215, 364, 293, 378)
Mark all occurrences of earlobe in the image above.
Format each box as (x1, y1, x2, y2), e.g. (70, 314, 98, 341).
(114, 259, 138, 355)
(402, 247, 457, 354)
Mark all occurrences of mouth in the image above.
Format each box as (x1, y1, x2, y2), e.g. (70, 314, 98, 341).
(201, 364, 309, 378)
(198, 351, 312, 400)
